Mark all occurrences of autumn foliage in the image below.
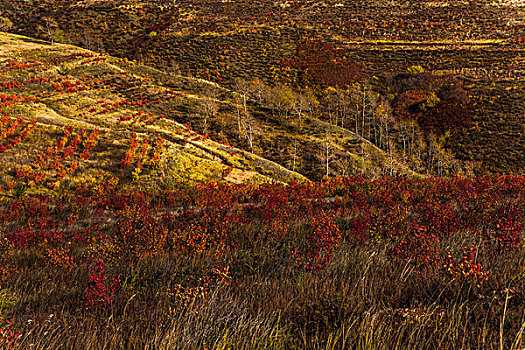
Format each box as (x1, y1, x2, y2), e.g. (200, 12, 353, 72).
(389, 71, 475, 134)
(0, 173, 525, 347)
(281, 40, 366, 88)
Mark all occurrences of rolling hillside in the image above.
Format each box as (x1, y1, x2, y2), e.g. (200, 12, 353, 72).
(1, 3, 525, 349)
(1, 0, 523, 175)
(0, 30, 417, 197)
(0, 31, 308, 194)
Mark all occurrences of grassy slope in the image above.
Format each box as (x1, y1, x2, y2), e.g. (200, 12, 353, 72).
(2, 173, 525, 349)
(0, 31, 413, 193)
(0, 31, 312, 193)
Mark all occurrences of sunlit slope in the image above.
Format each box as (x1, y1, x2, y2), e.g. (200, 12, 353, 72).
(0, 32, 309, 194)
(0, 31, 418, 196)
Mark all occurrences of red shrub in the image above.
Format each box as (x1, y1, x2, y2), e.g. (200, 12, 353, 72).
(445, 246, 489, 287)
(282, 40, 366, 87)
(291, 211, 342, 271)
(389, 221, 440, 272)
(85, 259, 121, 311)
(0, 315, 20, 350)
(113, 205, 167, 260)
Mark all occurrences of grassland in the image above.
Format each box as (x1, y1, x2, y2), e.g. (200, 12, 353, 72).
(0, 31, 415, 186)
(0, 31, 315, 192)
(0, 1, 524, 349)
(2, 174, 525, 349)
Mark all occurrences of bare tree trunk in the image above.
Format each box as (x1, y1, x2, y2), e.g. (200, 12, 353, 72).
(45, 20, 54, 45)
(355, 104, 359, 135)
(361, 88, 366, 138)
(246, 121, 254, 153)
(234, 94, 243, 134)
(326, 138, 330, 178)
(293, 138, 297, 171)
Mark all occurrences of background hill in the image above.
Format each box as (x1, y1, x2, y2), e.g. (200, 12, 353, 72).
(0, 31, 313, 194)
(1, 0, 523, 178)
(0, 30, 418, 196)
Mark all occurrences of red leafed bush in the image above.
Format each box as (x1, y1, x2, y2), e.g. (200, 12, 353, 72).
(0, 265, 18, 289)
(444, 246, 489, 287)
(6, 223, 63, 248)
(0, 314, 21, 350)
(389, 72, 474, 135)
(44, 244, 77, 270)
(483, 207, 523, 252)
(389, 221, 440, 272)
(282, 40, 366, 87)
(120, 133, 139, 169)
(417, 203, 461, 238)
(113, 205, 168, 260)
(291, 211, 342, 271)
(84, 259, 121, 311)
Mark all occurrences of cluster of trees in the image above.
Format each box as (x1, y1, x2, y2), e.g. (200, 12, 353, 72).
(190, 40, 475, 177)
(388, 67, 475, 135)
(280, 40, 366, 87)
